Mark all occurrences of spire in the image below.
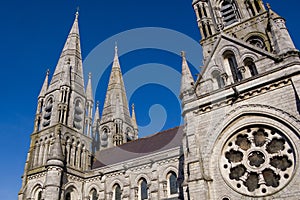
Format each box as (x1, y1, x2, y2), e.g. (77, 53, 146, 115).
(46, 125, 64, 167)
(131, 104, 138, 131)
(86, 72, 94, 102)
(180, 51, 195, 100)
(38, 69, 50, 98)
(48, 11, 85, 94)
(101, 45, 132, 124)
(113, 44, 121, 70)
(93, 101, 100, 127)
(267, 5, 296, 54)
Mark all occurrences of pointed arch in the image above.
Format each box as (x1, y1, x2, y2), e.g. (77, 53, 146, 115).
(86, 184, 100, 200)
(139, 178, 148, 200)
(89, 188, 98, 200)
(64, 183, 79, 200)
(113, 183, 122, 200)
(167, 171, 178, 195)
(134, 175, 150, 200)
(162, 167, 179, 197)
(30, 183, 43, 200)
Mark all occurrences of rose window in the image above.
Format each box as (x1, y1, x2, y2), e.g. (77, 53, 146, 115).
(220, 126, 295, 196)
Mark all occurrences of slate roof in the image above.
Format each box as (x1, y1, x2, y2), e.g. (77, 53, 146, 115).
(92, 126, 183, 169)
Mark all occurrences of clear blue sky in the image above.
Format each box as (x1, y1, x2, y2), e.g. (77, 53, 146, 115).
(0, 0, 299, 199)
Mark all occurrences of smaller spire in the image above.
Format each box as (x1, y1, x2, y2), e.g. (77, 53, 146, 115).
(180, 51, 195, 100)
(38, 69, 50, 98)
(113, 43, 120, 68)
(86, 72, 94, 102)
(131, 104, 138, 131)
(93, 101, 100, 127)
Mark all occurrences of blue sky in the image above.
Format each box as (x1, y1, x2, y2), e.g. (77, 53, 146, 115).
(0, 0, 299, 199)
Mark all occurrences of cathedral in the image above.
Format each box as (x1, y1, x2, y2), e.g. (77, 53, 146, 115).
(19, 0, 300, 199)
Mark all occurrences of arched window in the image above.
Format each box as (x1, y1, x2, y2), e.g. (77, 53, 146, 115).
(37, 191, 42, 200)
(244, 58, 258, 77)
(102, 127, 109, 140)
(223, 51, 242, 82)
(90, 188, 98, 200)
(139, 178, 148, 200)
(254, 0, 262, 13)
(66, 192, 71, 200)
(247, 1, 256, 16)
(212, 70, 225, 89)
(220, 0, 239, 26)
(113, 134, 123, 146)
(168, 172, 178, 195)
(100, 127, 109, 148)
(113, 184, 122, 200)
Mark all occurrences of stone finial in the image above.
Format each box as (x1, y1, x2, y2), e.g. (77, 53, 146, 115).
(86, 72, 94, 101)
(38, 69, 50, 98)
(180, 51, 195, 101)
(76, 7, 79, 18)
(181, 51, 186, 58)
(115, 42, 118, 52)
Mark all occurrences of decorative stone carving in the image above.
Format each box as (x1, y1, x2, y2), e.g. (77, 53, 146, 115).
(220, 126, 295, 197)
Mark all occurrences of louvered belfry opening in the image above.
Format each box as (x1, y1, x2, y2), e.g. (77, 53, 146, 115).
(221, 0, 239, 26)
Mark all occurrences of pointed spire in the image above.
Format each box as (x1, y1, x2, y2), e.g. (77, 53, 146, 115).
(180, 51, 195, 100)
(93, 101, 100, 127)
(46, 125, 64, 167)
(86, 72, 94, 102)
(131, 104, 138, 131)
(113, 43, 121, 70)
(101, 45, 132, 124)
(48, 11, 84, 94)
(38, 69, 50, 98)
(267, 5, 296, 54)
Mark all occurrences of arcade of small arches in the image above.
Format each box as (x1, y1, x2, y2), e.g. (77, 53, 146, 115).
(29, 171, 179, 200)
(194, 0, 265, 38)
(210, 49, 258, 90)
(30, 134, 91, 171)
(64, 136, 90, 171)
(31, 135, 54, 169)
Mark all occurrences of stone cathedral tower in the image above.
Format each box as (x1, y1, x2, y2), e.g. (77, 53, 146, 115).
(18, 11, 138, 200)
(180, 0, 300, 199)
(19, 1, 300, 200)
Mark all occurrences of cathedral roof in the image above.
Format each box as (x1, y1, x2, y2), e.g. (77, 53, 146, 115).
(92, 126, 183, 169)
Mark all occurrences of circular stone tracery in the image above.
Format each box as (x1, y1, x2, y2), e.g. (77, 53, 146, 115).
(220, 126, 295, 197)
